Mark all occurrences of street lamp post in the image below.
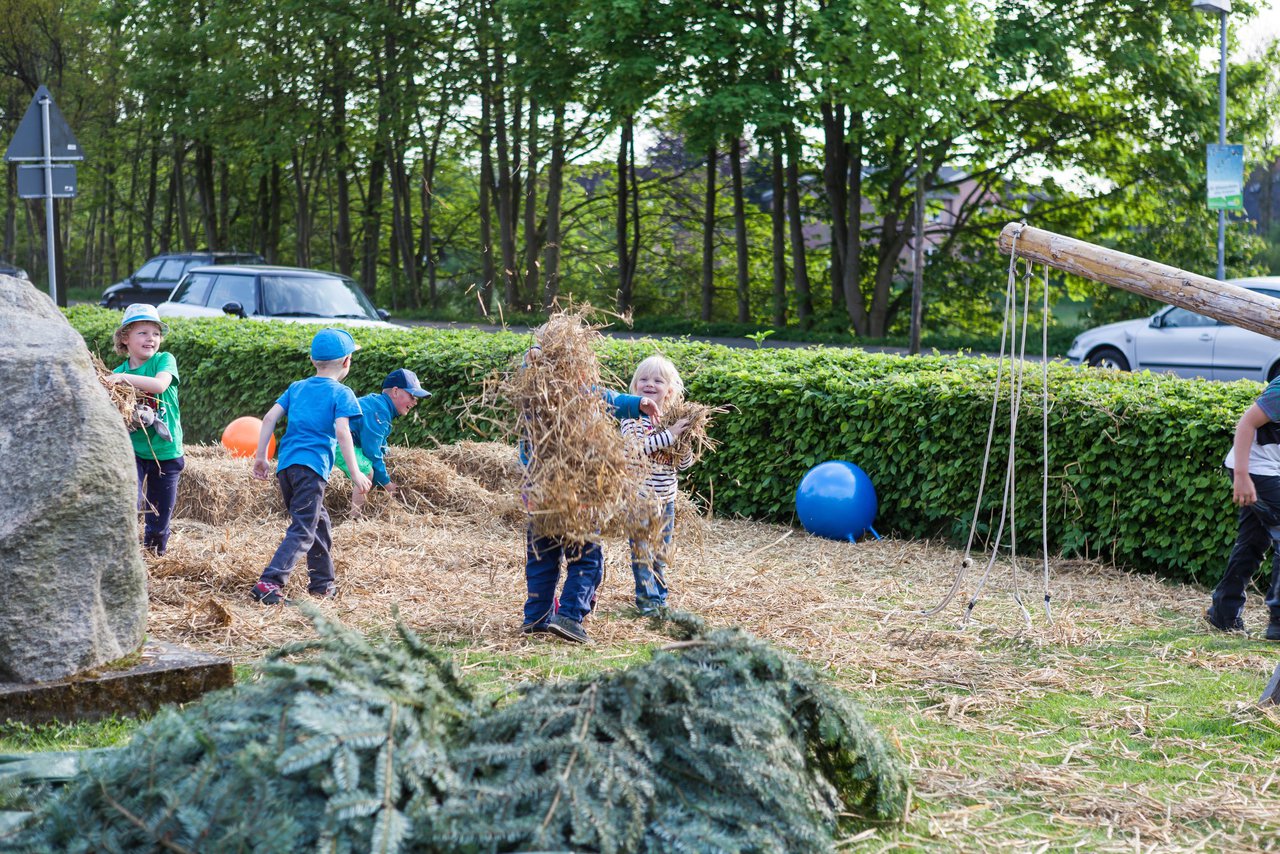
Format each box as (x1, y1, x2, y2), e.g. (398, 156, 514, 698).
(1193, 0, 1230, 280)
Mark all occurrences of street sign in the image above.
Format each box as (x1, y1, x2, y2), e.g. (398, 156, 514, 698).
(1206, 143, 1244, 212)
(3, 86, 83, 162)
(16, 164, 76, 198)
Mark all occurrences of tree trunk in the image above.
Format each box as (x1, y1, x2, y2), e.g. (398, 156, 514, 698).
(730, 136, 749, 323)
(333, 66, 354, 277)
(701, 144, 716, 321)
(542, 102, 565, 309)
(494, 51, 518, 307)
(770, 140, 786, 327)
(522, 98, 541, 307)
(820, 101, 847, 313)
(193, 141, 219, 249)
(478, 45, 496, 314)
(291, 149, 311, 267)
(843, 112, 867, 334)
(143, 139, 159, 257)
(360, 88, 388, 299)
(786, 132, 812, 329)
(616, 117, 633, 313)
(173, 141, 192, 251)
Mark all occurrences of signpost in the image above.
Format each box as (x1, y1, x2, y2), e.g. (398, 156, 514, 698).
(3, 86, 83, 306)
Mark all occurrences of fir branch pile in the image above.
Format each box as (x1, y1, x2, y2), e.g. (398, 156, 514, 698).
(7, 614, 908, 853)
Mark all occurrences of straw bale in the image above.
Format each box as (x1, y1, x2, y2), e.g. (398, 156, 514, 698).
(429, 440, 522, 493)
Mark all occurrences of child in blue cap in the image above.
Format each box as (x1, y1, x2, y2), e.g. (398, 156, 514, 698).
(249, 328, 371, 604)
(102, 303, 185, 555)
(337, 368, 432, 512)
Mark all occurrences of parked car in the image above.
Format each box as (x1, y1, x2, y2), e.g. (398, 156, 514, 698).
(156, 265, 394, 328)
(99, 251, 264, 308)
(0, 259, 29, 281)
(1066, 277, 1280, 382)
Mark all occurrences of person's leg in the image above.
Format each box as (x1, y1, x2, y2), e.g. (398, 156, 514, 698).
(143, 456, 185, 555)
(302, 474, 335, 595)
(1212, 473, 1280, 627)
(135, 457, 155, 550)
(523, 527, 563, 627)
(558, 541, 603, 624)
(630, 535, 663, 614)
(259, 467, 322, 590)
(649, 500, 676, 607)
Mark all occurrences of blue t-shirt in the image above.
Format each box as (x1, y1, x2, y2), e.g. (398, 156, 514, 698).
(274, 377, 362, 480)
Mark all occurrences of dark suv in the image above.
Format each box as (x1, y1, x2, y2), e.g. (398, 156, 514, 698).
(99, 251, 264, 308)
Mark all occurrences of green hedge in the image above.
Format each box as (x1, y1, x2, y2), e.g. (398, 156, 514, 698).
(70, 306, 1253, 585)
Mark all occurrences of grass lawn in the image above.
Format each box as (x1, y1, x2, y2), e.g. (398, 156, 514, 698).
(5, 442, 1279, 851)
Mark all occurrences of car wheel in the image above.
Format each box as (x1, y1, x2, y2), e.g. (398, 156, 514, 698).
(1086, 346, 1130, 371)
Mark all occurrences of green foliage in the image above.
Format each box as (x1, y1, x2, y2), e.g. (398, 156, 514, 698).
(70, 309, 1251, 583)
(7, 614, 907, 852)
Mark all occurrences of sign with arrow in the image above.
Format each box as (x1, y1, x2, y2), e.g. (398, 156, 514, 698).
(3, 86, 85, 307)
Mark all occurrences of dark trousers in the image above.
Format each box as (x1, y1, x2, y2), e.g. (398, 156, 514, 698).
(260, 465, 334, 593)
(136, 455, 185, 555)
(524, 527, 602, 625)
(1214, 472, 1280, 624)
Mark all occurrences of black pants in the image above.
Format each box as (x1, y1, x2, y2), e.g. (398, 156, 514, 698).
(260, 465, 334, 593)
(136, 455, 185, 555)
(1214, 471, 1280, 625)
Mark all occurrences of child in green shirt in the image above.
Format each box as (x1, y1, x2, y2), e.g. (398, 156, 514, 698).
(103, 304, 185, 555)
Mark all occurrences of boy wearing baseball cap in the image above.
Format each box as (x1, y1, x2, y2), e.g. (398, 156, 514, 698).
(249, 328, 371, 604)
(337, 368, 432, 512)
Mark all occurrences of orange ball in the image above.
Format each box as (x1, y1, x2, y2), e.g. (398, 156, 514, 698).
(221, 416, 275, 459)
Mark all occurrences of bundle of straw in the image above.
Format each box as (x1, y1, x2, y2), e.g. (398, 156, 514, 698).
(659, 399, 727, 465)
(91, 352, 138, 428)
(480, 306, 655, 543)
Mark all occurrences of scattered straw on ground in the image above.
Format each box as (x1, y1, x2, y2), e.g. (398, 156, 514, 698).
(140, 441, 1280, 851)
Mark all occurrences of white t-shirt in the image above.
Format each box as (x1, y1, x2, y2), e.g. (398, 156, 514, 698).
(1224, 378, 1280, 476)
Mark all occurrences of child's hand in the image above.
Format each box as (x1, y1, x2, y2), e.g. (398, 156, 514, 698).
(525, 345, 542, 363)
(352, 471, 373, 495)
(668, 417, 692, 438)
(385, 481, 399, 495)
(102, 374, 126, 386)
(1234, 472, 1258, 506)
(252, 458, 271, 480)
(640, 397, 662, 419)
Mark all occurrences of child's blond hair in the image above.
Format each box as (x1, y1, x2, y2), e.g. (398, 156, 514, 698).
(629, 354, 684, 407)
(112, 321, 164, 356)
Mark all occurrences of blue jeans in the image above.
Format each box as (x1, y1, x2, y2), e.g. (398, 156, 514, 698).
(524, 527, 602, 625)
(136, 455, 185, 555)
(1214, 472, 1280, 624)
(260, 465, 335, 593)
(629, 500, 676, 613)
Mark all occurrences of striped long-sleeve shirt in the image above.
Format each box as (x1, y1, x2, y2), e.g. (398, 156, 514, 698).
(621, 415, 695, 502)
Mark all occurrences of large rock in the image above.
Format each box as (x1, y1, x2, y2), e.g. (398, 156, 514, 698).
(0, 277, 147, 682)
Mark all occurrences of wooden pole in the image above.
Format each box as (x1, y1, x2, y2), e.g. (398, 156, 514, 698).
(998, 223, 1280, 340)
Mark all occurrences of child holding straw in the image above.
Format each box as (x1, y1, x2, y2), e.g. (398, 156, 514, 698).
(519, 332, 660, 644)
(102, 304, 185, 555)
(620, 355, 694, 616)
(249, 328, 371, 604)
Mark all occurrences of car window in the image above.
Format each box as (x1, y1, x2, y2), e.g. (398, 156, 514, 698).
(261, 274, 377, 319)
(134, 259, 163, 280)
(206, 274, 257, 312)
(170, 273, 216, 306)
(157, 259, 188, 282)
(1162, 307, 1216, 328)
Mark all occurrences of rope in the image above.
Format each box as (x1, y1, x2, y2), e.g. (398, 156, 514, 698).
(919, 222, 1054, 626)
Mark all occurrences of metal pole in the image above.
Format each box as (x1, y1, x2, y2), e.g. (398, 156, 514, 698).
(910, 146, 924, 354)
(40, 95, 57, 306)
(1216, 9, 1227, 280)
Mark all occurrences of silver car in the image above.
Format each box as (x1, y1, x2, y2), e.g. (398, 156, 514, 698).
(1066, 276, 1280, 382)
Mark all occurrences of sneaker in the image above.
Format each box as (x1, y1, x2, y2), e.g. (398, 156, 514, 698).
(308, 583, 337, 600)
(252, 581, 285, 605)
(521, 620, 552, 635)
(1266, 622, 1280, 642)
(546, 614, 591, 644)
(1204, 607, 1245, 633)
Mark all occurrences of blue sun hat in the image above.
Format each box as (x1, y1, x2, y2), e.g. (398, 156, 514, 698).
(310, 328, 360, 360)
(119, 303, 169, 334)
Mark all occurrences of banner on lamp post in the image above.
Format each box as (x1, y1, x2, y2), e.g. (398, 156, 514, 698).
(1206, 144, 1244, 211)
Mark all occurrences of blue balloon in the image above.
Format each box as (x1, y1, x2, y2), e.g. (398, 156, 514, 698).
(795, 461, 880, 542)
